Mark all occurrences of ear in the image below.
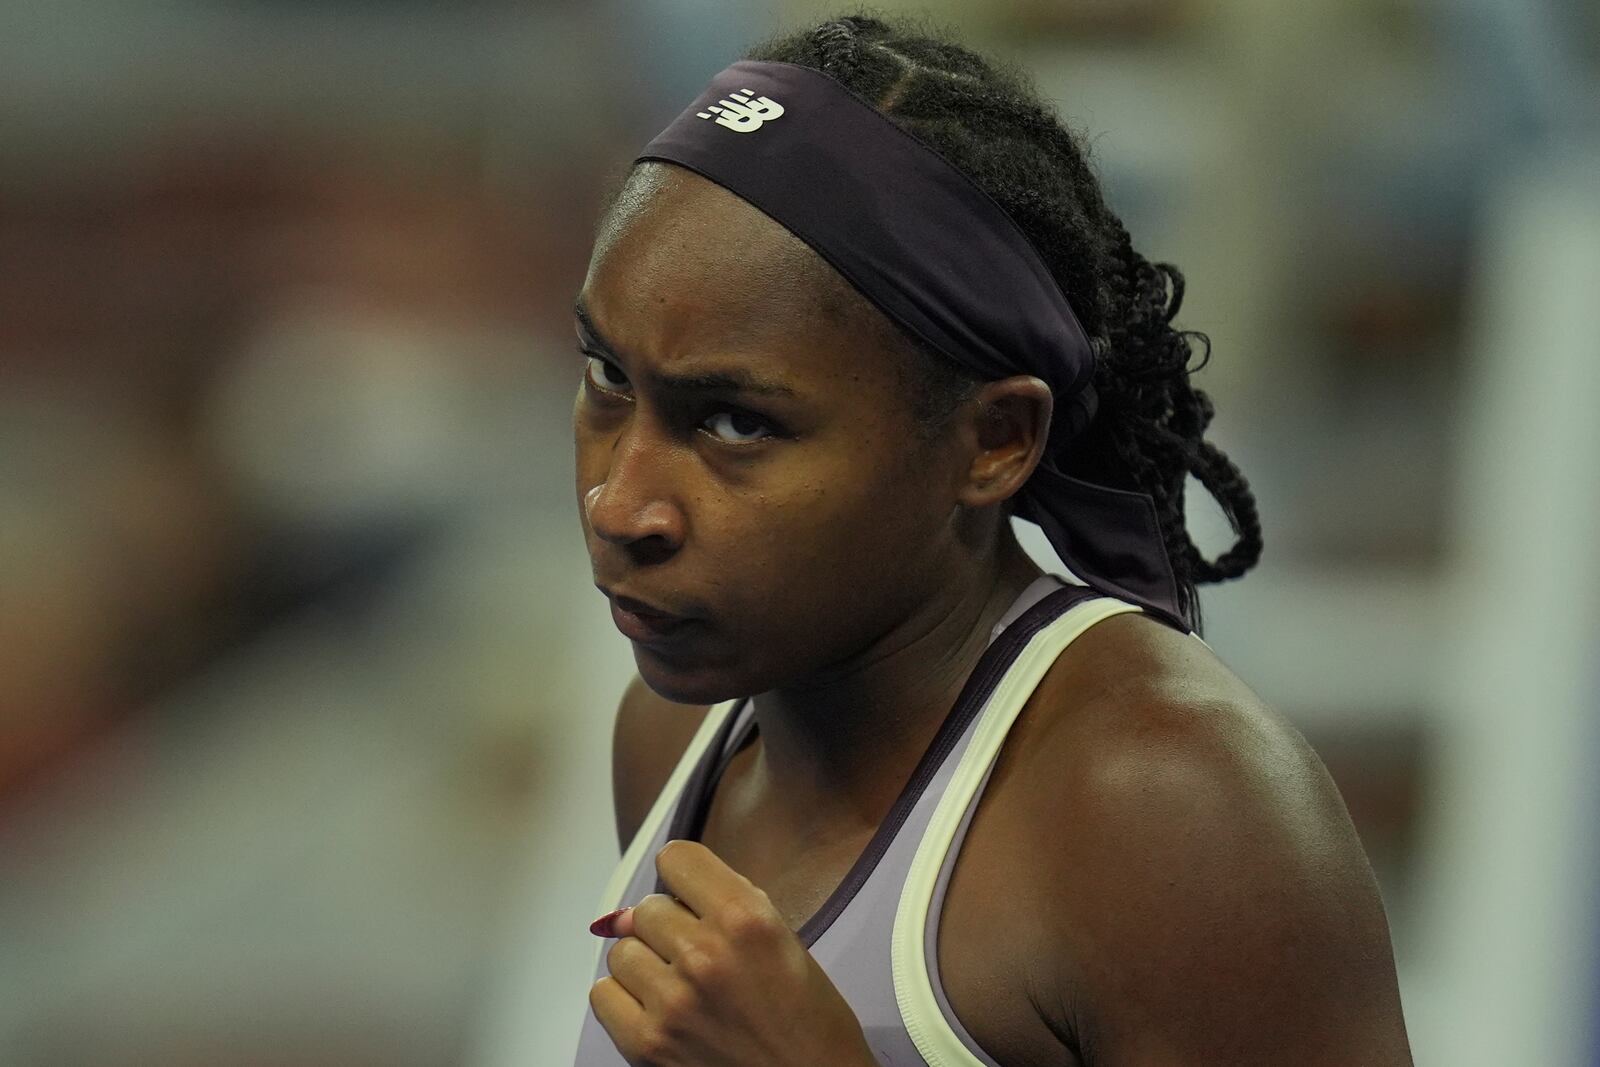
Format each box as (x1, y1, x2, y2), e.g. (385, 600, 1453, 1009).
(953, 375, 1053, 508)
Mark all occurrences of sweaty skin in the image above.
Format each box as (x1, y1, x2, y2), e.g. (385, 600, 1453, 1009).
(581, 164, 1413, 1066)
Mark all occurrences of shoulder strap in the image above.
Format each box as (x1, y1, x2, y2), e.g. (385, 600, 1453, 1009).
(586, 698, 742, 971)
(892, 595, 1142, 1067)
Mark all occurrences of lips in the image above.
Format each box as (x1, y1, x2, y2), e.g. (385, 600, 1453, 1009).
(604, 590, 696, 644)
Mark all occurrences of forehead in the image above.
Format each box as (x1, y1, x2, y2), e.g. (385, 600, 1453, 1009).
(581, 165, 892, 386)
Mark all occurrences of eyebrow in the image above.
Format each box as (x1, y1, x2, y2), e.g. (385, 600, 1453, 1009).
(574, 298, 799, 400)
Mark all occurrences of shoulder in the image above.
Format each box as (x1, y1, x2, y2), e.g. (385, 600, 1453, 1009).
(611, 675, 712, 852)
(1007, 610, 1411, 1064)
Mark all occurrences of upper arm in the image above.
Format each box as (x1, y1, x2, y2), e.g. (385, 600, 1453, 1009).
(611, 675, 710, 852)
(1027, 626, 1412, 1065)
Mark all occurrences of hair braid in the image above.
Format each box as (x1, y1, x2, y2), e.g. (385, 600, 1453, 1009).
(1094, 222, 1262, 620)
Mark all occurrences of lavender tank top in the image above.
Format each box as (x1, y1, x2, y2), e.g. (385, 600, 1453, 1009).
(572, 579, 1143, 1066)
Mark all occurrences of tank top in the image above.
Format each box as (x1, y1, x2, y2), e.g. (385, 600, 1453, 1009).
(571, 578, 1143, 1066)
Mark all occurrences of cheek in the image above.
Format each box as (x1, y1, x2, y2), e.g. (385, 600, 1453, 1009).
(731, 489, 940, 682)
(716, 445, 948, 611)
(810, 432, 948, 543)
(631, 443, 951, 699)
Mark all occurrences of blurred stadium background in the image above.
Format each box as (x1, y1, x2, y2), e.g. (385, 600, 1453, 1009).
(1, 0, 1596, 1064)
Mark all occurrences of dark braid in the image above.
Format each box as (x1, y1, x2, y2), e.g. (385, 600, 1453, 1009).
(747, 13, 1263, 624)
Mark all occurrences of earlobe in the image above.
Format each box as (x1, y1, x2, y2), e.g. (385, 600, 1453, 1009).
(957, 376, 1052, 508)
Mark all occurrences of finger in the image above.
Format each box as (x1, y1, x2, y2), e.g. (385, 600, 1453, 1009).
(590, 906, 631, 939)
(654, 839, 758, 919)
(605, 935, 675, 1010)
(628, 892, 700, 963)
(588, 975, 647, 1057)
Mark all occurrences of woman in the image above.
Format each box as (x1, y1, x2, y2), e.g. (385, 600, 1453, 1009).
(570, 15, 1410, 1067)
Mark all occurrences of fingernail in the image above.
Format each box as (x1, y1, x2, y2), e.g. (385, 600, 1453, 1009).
(589, 907, 628, 938)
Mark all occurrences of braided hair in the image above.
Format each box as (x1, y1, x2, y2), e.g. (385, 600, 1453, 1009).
(746, 14, 1263, 625)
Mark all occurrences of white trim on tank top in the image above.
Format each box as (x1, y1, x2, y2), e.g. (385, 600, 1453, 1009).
(893, 595, 1143, 1067)
(586, 698, 743, 981)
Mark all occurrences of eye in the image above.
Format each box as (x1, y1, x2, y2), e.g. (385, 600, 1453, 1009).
(703, 409, 774, 445)
(583, 354, 632, 396)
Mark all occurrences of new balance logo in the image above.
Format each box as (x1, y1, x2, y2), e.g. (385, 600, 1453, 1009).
(696, 89, 785, 133)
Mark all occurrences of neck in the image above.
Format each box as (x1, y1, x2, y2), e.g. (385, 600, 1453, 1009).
(744, 533, 1043, 834)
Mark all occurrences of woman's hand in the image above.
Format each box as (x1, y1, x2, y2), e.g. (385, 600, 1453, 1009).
(589, 839, 879, 1067)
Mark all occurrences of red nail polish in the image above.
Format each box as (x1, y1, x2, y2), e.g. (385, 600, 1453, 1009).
(590, 907, 626, 938)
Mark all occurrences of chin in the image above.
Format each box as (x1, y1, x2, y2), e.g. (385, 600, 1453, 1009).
(632, 645, 752, 707)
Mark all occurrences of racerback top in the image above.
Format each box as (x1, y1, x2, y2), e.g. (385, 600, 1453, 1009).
(571, 578, 1142, 1065)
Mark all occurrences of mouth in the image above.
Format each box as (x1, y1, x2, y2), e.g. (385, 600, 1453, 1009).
(600, 587, 697, 644)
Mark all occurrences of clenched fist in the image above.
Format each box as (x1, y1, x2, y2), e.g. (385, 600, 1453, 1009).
(589, 840, 880, 1067)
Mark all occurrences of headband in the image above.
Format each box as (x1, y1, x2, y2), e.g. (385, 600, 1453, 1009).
(637, 60, 1187, 629)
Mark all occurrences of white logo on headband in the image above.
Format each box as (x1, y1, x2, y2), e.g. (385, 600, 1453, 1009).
(696, 90, 785, 133)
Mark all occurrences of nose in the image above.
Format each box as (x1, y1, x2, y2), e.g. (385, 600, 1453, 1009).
(583, 425, 686, 559)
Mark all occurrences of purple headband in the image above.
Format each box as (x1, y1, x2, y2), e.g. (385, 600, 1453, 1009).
(637, 60, 1187, 629)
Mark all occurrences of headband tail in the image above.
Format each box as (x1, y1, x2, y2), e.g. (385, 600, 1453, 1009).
(1014, 464, 1189, 630)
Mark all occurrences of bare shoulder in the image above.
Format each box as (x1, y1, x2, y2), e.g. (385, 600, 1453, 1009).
(611, 675, 711, 852)
(1011, 611, 1411, 1065)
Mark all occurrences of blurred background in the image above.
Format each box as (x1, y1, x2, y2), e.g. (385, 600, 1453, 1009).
(1, 0, 1596, 1064)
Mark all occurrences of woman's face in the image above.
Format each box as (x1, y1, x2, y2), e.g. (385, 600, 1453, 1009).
(574, 167, 971, 704)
